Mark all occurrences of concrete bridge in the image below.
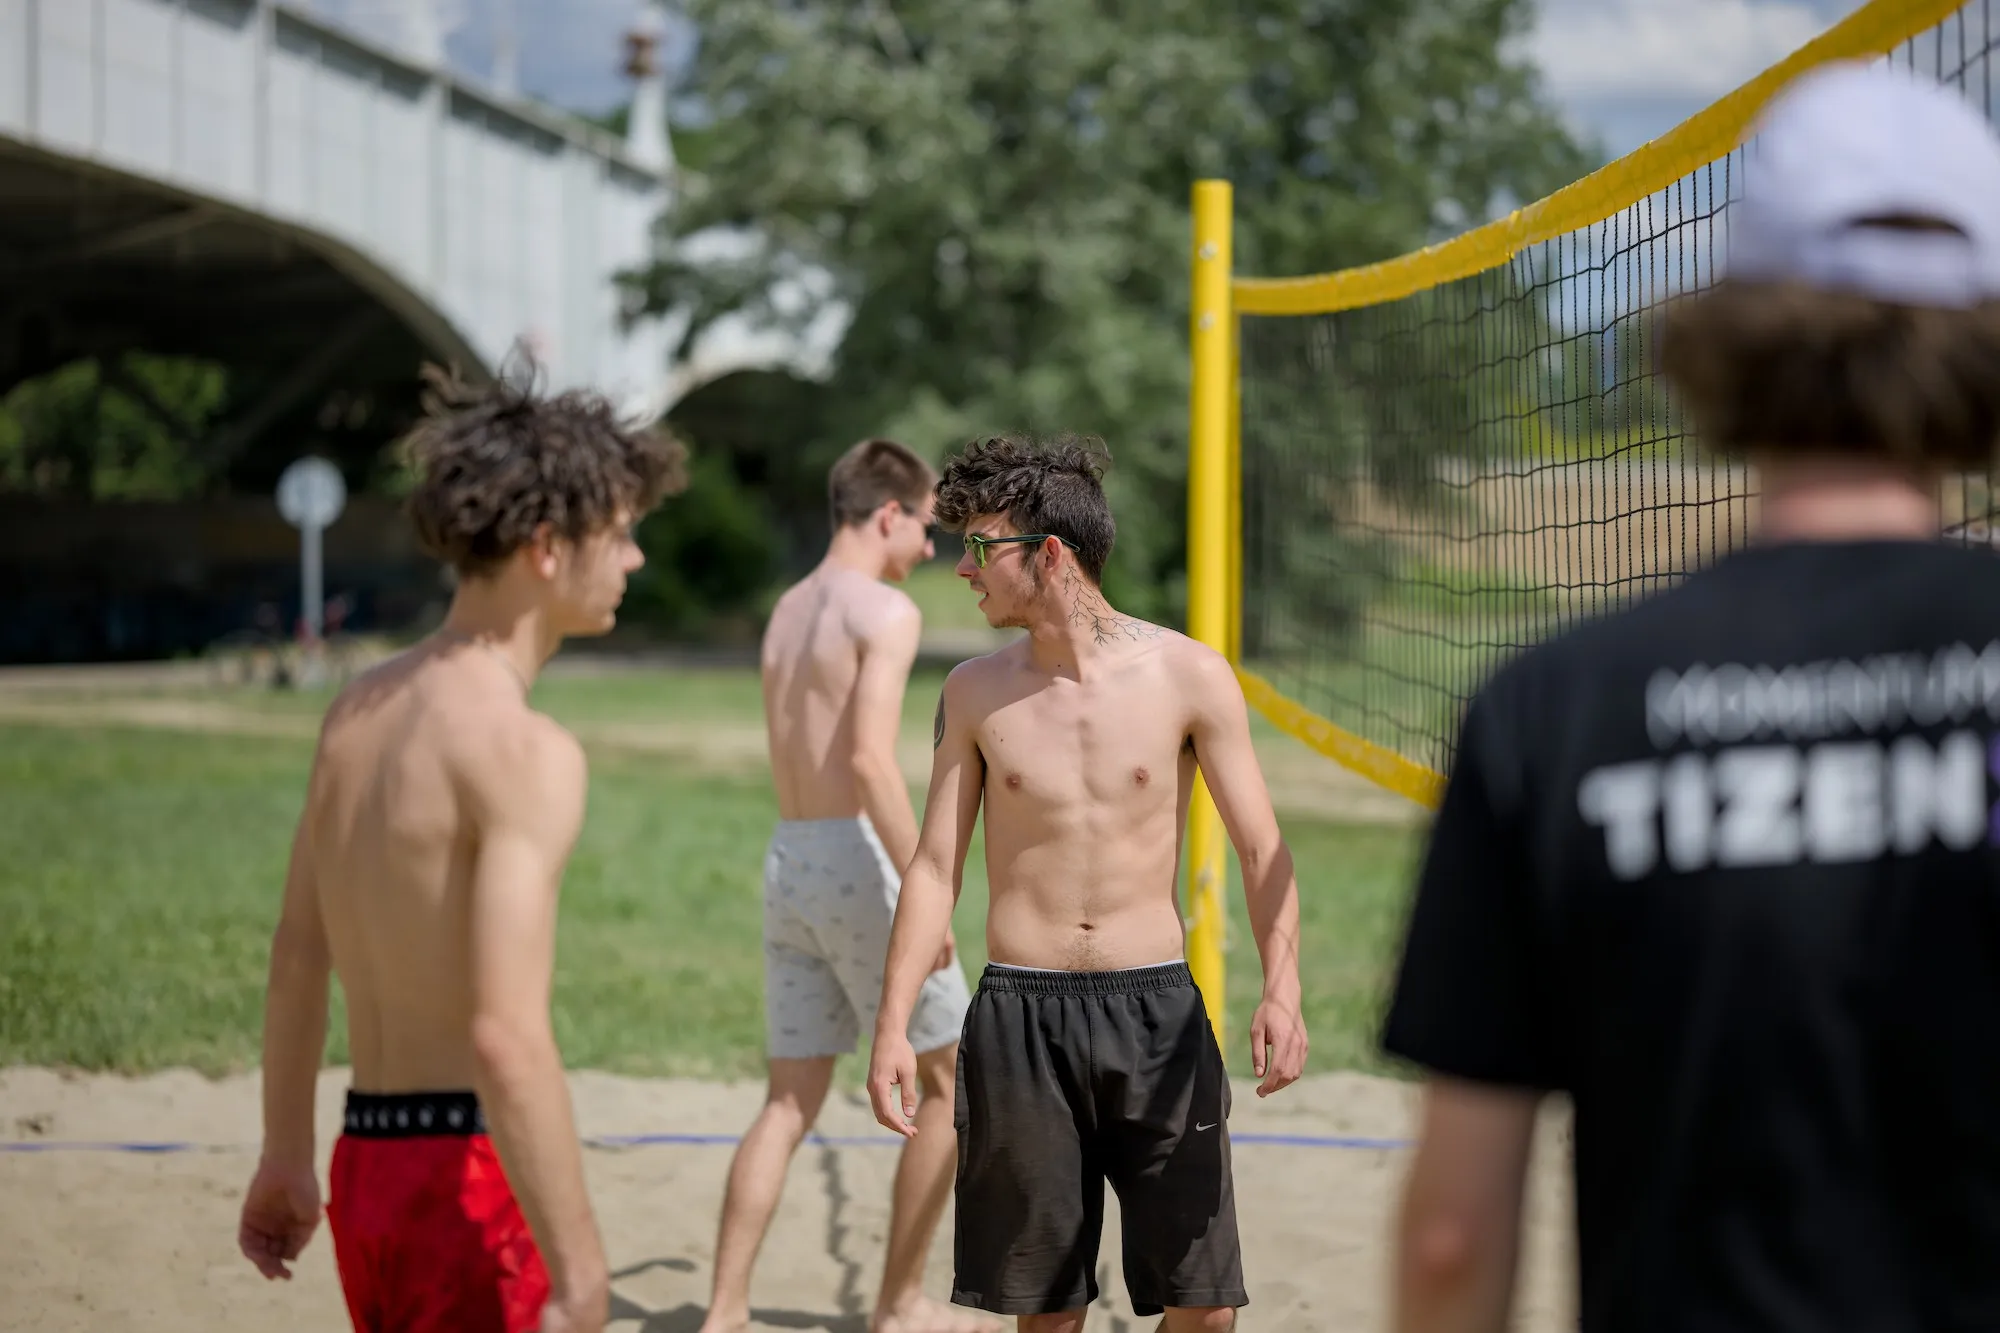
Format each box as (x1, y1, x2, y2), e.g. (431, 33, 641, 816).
(0, 0, 685, 424)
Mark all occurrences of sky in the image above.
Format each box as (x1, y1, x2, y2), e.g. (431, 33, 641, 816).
(307, 0, 1877, 161)
(1530, 0, 1871, 156)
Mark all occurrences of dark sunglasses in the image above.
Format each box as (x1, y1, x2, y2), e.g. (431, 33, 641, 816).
(962, 533, 1056, 568)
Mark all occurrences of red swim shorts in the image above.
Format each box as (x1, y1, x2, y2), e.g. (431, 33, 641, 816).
(326, 1090, 551, 1333)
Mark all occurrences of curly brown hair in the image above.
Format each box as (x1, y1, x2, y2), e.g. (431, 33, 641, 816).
(401, 362, 689, 578)
(1659, 278, 2000, 471)
(933, 433, 1116, 583)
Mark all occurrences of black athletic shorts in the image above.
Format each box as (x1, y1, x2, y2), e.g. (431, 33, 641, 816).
(950, 961, 1246, 1317)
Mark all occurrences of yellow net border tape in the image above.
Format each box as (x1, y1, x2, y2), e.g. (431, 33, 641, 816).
(1233, 0, 1970, 317)
(1237, 667, 1448, 811)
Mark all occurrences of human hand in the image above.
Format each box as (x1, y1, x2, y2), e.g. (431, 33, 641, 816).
(932, 931, 958, 973)
(238, 1156, 322, 1280)
(867, 1032, 921, 1138)
(1249, 994, 1308, 1098)
(540, 1277, 610, 1333)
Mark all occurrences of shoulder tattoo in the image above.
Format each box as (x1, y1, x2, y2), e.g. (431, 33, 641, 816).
(933, 692, 946, 749)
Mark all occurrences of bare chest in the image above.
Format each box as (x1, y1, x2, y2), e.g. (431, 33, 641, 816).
(977, 685, 1191, 806)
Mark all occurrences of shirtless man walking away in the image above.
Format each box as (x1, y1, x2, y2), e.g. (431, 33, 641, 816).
(867, 434, 1310, 1332)
(699, 438, 991, 1333)
(236, 366, 687, 1333)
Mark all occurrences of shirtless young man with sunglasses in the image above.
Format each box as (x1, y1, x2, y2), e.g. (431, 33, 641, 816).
(868, 433, 1309, 1332)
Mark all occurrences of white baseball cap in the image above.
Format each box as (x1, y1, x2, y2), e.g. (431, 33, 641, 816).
(1727, 61, 2000, 308)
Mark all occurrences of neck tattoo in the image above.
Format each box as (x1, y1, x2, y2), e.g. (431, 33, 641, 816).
(1061, 567, 1163, 645)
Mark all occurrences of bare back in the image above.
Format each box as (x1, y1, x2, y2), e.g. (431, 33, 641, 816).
(760, 567, 918, 821)
(304, 646, 576, 1093)
(955, 629, 1223, 971)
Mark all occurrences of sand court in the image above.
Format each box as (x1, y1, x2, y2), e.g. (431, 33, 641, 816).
(1, 1065, 1576, 1332)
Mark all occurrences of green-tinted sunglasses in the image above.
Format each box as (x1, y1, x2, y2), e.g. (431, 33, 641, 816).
(962, 532, 1056, 568)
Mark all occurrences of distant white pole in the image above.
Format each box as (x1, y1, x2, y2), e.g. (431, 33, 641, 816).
(277, 458, 347, 686)
(302, 519, 325, 641)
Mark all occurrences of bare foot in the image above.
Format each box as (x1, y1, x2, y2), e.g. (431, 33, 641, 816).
(873, 1294, 1005, 1333)
(696, 1310, 752, 1333)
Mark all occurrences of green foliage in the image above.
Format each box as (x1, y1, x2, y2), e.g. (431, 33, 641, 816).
(629, 0, 1595, 624)
(0, 354, 230, 500)
(624, 446, 783, 637)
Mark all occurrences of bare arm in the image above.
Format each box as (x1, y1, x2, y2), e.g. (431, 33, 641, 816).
(257, 789, 333, 1170)
(1394, 1078, 1541, 1333)
(1186, 647, 1307, 1095)
(849, 597, 923, 872)
(464, 725, 606, 1309)
(868, 669, 984, 1133)
(241, 751, 335, 1280)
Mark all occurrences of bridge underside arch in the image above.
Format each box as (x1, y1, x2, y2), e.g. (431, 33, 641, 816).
(664, 367, 842, 571)
(0, 138, 484, 492)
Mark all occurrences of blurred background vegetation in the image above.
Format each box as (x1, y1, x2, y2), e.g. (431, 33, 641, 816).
(0, 0, 1593, 655)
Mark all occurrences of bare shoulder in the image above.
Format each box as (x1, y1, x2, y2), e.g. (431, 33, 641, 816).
(942, 642, 1023, 712)
(1161, 632, 1233, 677)
(928, 647, 1012, 737)
(846, 577, 921, 639)
(316, 648, 418, 736)
(950, 641, 1020, 693)
(494, 709, 586, 783)
(1159, 634, 1244, 707)
(765, 575, 817, 623)
(519, 709, 587, 772)
(458, 707, 588, 827)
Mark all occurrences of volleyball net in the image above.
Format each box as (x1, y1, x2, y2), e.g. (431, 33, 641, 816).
(1179, 0, 2000, 1033)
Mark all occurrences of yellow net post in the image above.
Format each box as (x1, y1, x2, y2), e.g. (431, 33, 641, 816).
(1226, 308, 1243, 666)
(1186, 179, 1233, 1045)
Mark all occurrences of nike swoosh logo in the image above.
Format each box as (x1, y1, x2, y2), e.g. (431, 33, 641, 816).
(1195, 1122, 1217, 1131)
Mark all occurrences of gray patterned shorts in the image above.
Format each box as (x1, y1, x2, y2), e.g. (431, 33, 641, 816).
(762, 815, 972, 1060)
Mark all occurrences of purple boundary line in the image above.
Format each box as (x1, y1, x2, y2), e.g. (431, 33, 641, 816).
(0, 1131, 1414, 1155)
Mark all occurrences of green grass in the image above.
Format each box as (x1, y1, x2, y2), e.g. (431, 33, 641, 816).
(0, 716, 1423, 1084)
(0, 726, 320, 1073)
(522, 663, 962, 742)
(191, 659, 964, 748)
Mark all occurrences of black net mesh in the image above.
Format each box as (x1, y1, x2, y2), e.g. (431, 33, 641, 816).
(1238, 0, 2000, 780)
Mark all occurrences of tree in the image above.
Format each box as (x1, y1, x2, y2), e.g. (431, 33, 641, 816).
(630, 0, 1594, 622)
(0, 354, 229, 500)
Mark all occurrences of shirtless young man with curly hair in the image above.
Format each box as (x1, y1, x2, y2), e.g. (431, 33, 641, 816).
(237, 366, 687, 1333)
(869, 434, 1309, 1332)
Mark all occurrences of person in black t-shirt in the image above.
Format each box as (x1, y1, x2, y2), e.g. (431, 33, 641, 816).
(1380, 62, 2000, 1333)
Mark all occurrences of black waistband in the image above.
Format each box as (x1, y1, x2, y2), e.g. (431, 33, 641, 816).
(342, 1090, 487, 1138)
(977, 960, 1194, 996)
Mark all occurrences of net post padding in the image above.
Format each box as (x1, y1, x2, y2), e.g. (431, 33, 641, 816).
(1186, 179, 1233, 1044)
